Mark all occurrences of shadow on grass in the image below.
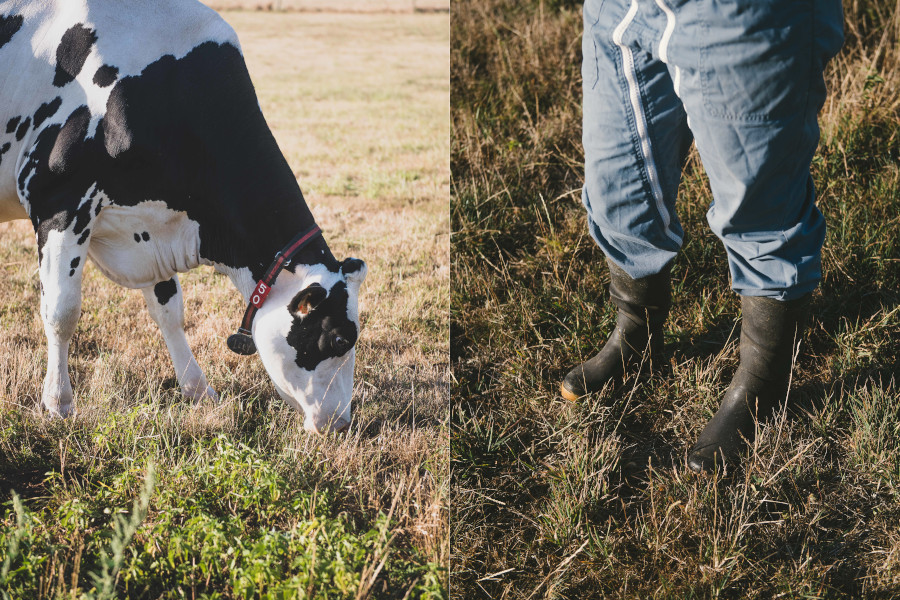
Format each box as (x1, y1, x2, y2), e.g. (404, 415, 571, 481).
(0, 467, 51, 499)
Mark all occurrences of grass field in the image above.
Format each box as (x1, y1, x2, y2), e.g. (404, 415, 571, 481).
(452, 1, 900, 598)
(0, 10, 448, 599)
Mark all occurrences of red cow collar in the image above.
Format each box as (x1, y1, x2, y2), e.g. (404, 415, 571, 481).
(227, 224, 322, 355)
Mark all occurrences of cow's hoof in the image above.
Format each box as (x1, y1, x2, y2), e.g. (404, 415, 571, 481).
(44, 401, 75, 419)
(184, 385, 219, 403)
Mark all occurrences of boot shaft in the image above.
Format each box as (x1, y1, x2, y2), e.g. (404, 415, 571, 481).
(607, 260, 671, 329)
(738, 294, 810, 381)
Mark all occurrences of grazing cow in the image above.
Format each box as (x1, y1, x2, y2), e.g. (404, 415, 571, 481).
(0, 0, 367, 433)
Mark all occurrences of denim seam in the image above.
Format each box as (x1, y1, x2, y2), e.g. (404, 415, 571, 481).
(587, 0, 604, 89)
(612, 0, 681, 246)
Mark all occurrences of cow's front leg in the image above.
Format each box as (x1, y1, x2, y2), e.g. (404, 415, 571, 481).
(38, 228, 89, 417)
(141, 276, 218, 402)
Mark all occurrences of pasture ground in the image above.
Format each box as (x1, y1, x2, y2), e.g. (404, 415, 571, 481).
(0, 10, 448, 599)
(452, 1, 900, 598)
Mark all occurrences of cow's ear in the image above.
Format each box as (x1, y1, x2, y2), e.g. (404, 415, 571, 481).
(289, 283, 327, 318)
(341, 258, 367, 286)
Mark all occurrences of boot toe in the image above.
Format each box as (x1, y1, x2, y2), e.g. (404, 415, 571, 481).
(686, 444, 724, 474)
(560, 372, 585, 402)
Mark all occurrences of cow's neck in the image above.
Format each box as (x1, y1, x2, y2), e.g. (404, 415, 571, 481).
(183, 116, 341, 299)
(211, 209, 340, 302)
(217, 232, 338, 304)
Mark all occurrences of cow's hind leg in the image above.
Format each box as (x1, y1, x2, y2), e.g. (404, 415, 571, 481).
(141, 276, 218, 402)
(38, 228, 90, 417)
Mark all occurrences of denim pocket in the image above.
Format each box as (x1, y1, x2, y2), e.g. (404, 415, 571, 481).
(699, 0, 814, 122)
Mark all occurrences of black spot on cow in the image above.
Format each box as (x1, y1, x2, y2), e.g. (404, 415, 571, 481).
(93, 64, 118, 87)
(95, 41, 331, 280)
(286, 282, 356, 371)
(154, 279, 177, 305)
(77, 228, 90, 245)
(340, 258, 364, 275)
(33, 97, 62, 129)
(68, 256, 80, 276)
(15, 116, 30, 140)
(35, 212, 69, 264)
(0, 142, 9, 166)
(53, 24, 97, 87)
(0, 14, 23, 51)
(20, 42, 336, 281)
(5, 116, 19, 134)
(133, 233, 141, 242)
(72, 197, 93, 236)
(141, 231, 150, 241)
(18, 107, 95, 260)
(49, 106, 89, 174)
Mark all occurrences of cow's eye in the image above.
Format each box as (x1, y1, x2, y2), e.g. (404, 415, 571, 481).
(333, 335, 351, 353)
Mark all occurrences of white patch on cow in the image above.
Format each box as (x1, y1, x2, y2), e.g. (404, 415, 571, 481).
(86, 1, 240, 80)
(267, 349, 356, 434)
(88, 199, 203, 288)
(343, 261, 366, 318)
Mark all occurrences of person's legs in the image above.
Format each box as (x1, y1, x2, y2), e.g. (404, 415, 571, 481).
(564, 0, 692, 400)
(662, 0, 844, 470)
(581, 0, 692, 279)
(668, 0, 844, 300)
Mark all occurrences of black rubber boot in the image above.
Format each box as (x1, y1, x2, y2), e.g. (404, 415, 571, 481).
(687, 294, 810, 474)
(560, 261, 671, 401)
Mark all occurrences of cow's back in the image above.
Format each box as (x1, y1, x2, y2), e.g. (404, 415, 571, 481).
(0, 0, 240, 214)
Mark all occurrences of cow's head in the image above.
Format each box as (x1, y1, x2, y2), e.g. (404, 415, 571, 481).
(251, 258, 367, 434)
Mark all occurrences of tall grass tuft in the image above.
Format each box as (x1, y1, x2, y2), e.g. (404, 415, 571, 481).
(0, 493, 29, 600)
(85, 463, 156, 600)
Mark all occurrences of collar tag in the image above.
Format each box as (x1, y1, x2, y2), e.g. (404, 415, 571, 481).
(250, 280, 272, 308)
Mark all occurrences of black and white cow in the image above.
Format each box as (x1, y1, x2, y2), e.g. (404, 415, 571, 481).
(0, 0, 367, 433)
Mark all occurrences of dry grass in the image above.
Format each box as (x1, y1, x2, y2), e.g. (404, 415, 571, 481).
(0, 10, 448, 599)
(235, 11, 449, 206)
(452, 0, 900, 598)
